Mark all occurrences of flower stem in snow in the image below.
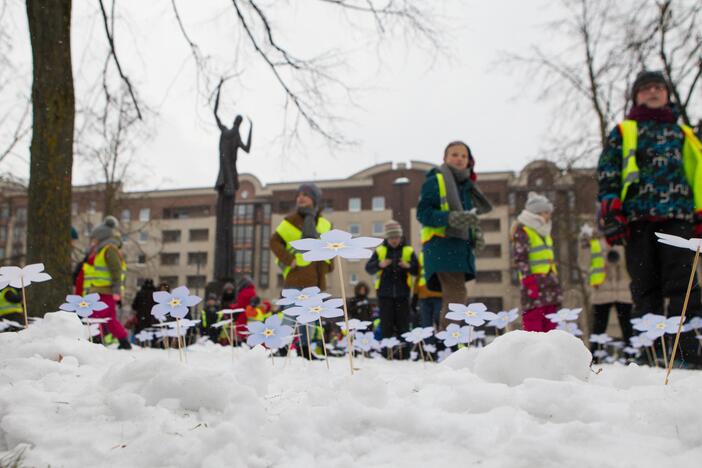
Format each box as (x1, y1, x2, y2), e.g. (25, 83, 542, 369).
(20, 277, 28, 328)
(661, 335, 668, 370)
(336, 256, 355, 375)
(305, 324, 313, 360)
(665, 244, 701, 385)
(176, 319, 184, 363)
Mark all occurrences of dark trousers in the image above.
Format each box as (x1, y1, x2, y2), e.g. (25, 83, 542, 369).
(625, 219, 702, 364)
(379, 296, 410, 339)
(592, 302, 633, 342)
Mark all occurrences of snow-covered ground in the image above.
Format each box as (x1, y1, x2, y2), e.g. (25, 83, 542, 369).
(1, 312, 701, 468)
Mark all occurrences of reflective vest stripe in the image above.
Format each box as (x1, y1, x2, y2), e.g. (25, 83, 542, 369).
(0, 288, 22, 316)
(589, 239, 606, 286)
(521, 226, 556, 279)
(374, 245, 414, 290)
(619, 120, 702, 211)
(417, 252, 427, 287)
(420, 172, 449, 244)
(275, 217, 332, 278)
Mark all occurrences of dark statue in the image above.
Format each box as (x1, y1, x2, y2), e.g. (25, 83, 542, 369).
(213, 79, 252, 283)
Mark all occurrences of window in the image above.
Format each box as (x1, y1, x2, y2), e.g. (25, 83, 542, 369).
(138, 231, 148, 243)
(12, 243, 24, 258)
(159, 276, 178, 288)
(322, 199, 334, 212)
(186, 275, 207, 289)
(469, 296, 503, 312)
(477, 244, 501, 258)
(84, 222, 93, 236)
(188, 252, 208, 266)
(139, 208, 150, 222)
(162, 230, 181, 243)
(121, 209, 131, 222)
(568, 191, 576, 210)
(348, 197, 361, 212)
(234, 225, 254, 245)
(476, 270, 503, 283)
(481, 219, 501, 232)
(137, 254, 146, 265)
(0, 204, 9, 219)
(262, 204, 272, 221)
(0, 247, 5, 259)
(235, 204, 254, 222)
(136, 277, 148, 287)
(372, 221, 384, 236)
(163, 206, 211, 219)
(189, 229, 209, 242)
(278, 201, 293, 213)
(88, 201, 96, 215)
(15, 208, 27, 223)
(348, 223, 361, 235)
(12, 226, 24, 242)
(372, 196, 385, 211)
(0, 226, 6, 242)
(160, 253, 180, 266)
(349, 272, 359, 285)
(508, 193, 516, 210)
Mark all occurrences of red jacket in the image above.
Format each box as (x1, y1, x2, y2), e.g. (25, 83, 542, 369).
(230, 283, 256, 340)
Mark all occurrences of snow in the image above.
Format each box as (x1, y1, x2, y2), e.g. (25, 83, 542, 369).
(1, 312, 702, 467)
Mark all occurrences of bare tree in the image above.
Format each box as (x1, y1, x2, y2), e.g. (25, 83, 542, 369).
(504, 0, 701, 166)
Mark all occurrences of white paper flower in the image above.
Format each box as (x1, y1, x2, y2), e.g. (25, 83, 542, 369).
(445, 303, 497, 327)
(630, 334, 653, 348)
(337, 319, 372, 331)
(557, 321, 583, 336)
(435, 323, 472, 347)
(290, 229, 382, 261)
(0, 263, 52, 288)
(641, 315, 682, 339)
(631, 313, 663, 332)
(284, 297, 344, 324)
(219, 308, 245, 315)
(593, 349, 608, 359)
(247, 315, 293, 349)
(275, 287, 330, 306)
(354, 332, 379, 352)
(546, 308, 582, 323)
(135, 331, 154, 342)
(487, 308, 519, 329)
(401, 326, 434, 344)
(212, 319, 233, 328)
(589, 333, 612, 345)
(623, 347, 639, 355)
(59, 293, 108, 318)
(151, 286, 202, 320)
(655, 232, 702, 252)
(686, 316, 702, 330)
(380, 337, 401, 349)
(437, 348, 453, 362)
(423, 344, 437, 353)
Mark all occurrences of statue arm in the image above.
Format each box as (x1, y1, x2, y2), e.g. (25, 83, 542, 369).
(241, 119, 252, 153)
(214, 79, 225, 131)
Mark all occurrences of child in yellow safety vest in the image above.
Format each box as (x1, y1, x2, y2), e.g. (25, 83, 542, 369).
(511, 192, 563, 332)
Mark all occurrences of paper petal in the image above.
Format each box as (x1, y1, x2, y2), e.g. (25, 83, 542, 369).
(59, 303, 77, 312)
(300, 286, 322, 297)
(153, 291, 171, 304)
(347, 237, 383, 248)
(338, 247, 373, 259)
(266, 315, 283, 328)
(92, 301, 108, 311)
(302, 249, 338, 261)
(320, 229, 353, 243)
(247, 334, 265, 347)
(289, 238, 324, 251)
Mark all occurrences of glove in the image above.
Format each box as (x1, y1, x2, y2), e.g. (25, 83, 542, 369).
(522, 274, 540, 300)
(694, 211, 702, 237)
(471, 225, 485, 253)
(448, 211, 478, 232)
(600, 198, 628, 246)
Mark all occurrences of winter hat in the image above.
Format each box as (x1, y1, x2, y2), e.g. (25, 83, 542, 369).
(90, 215, 119, 242)
(297, 183, 322, 207)
(525, 192, 553, 214)
(384, 220, 403, 238)
(631, 70, 670, 104)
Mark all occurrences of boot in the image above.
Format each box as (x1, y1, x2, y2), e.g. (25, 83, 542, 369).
(118, 339, 132, 350)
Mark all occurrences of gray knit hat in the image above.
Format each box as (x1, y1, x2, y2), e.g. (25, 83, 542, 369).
(90, 215, 119, 242)
(525, 192, 553, 214)
(384, 220, 403, 238)
(297, 183, 322, 207)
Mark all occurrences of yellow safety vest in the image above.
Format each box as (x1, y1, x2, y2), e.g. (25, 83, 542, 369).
(619, 120, 702, 210)
(415, 252, 442, 299)
(521, 226, 557, 279)
(374, 245, 414, 290)
(0, 287, 22, 316)
(82, 245, 126, 293)
(589, 239, 605, 287)
(275, 216, 332, 278)
(420, 172, 449, 244)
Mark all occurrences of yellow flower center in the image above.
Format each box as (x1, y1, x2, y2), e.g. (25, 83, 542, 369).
(655, 323, 665, 329)
(310, 306, 322, 314)
(451, 331, 460, 338)
(297, 294, 308, 301)
(466, 311, 476, 317)
(263, 328, 274, 337)
(169, 298, 181, 307)
(327, 242, 345, 250)
(78, 301, 89, 308)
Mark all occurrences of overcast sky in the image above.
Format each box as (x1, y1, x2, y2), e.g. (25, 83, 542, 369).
(2, 1, 565, 190)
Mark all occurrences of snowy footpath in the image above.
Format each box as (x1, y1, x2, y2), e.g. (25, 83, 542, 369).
(1, 312, 701, 468)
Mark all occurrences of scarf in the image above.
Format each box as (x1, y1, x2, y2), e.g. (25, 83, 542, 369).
(439, 163, 472, 240)
(298, 206, 319, 239)
(626, 105, 675, 123)
(517, 210, 552, 238)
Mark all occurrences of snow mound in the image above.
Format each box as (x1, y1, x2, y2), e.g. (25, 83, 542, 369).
(472, 330, 592, 385)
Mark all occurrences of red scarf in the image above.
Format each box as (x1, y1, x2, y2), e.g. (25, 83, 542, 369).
(626, 105, 675, 123)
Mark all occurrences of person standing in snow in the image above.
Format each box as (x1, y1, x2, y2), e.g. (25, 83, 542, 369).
(270, 183, 334, 358)
(131, 279, 156, 335)
(512, 192, 563, 332)
(416, 140, 491, 330)
(78, 216, 131, 349)
(365, 220, 419, 357)
(597, 70, 702, 366)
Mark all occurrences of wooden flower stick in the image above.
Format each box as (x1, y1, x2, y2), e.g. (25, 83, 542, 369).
(318, 317, 330, 370)
(665, 242, 701, 385)
(176, 319, 184, 363)
(20, 277, 28, 328)
(305, 324, 313, 360)
(661, 335, 669, 370)
(336, 256, 355, 375)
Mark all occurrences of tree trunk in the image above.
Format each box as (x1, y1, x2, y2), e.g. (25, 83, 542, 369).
(26, 0, 75, 315)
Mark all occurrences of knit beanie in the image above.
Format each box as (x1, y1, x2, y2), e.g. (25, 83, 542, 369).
(384, 220, 403, 238)
(525, 192, 553, 214)
(631, 70, 670, 104)
(297, 183, 322, 207)
(90, 215, 119, 242)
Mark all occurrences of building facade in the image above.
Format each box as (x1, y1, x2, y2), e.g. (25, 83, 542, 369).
(1, 160, 599, 316)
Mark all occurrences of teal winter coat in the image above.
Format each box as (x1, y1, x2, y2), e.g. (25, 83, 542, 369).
(416, 167, 476, 290)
